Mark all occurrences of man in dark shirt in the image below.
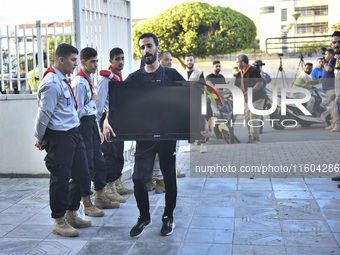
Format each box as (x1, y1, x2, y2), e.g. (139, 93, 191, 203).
(206, 60, 226, 86)
(104, 33, 185, 238)
(234, 54, 265, 144)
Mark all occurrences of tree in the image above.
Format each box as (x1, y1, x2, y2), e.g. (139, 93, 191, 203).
(46, 36, 72, 63)
(331, 22, 340, 32)
(133, 2, 257, 68)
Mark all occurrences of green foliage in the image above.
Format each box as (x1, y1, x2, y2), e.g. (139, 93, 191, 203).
(331, 22, 340, 32)
(2, 48, 8, 60)
(45, 36, 72, 63)
(133, 2, 257, 59)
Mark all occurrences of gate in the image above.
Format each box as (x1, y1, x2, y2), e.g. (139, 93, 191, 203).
(73, 0, 133, 82)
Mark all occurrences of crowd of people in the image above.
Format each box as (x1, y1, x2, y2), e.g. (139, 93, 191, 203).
(33, 31, 340, 239)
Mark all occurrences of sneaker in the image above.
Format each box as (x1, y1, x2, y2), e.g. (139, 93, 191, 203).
(130, 217, 152, 237)
(160, 216, 175, 236)
(332, 176, 340, 181)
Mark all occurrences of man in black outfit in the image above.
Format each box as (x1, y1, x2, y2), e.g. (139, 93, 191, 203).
(104, 33, 185, 237)
(206, 60, 226, 86)
(234, 54, 265, 144)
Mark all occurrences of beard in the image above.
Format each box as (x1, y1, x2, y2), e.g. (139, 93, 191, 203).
(143, 52, 157, 65)
(215, 69, 220, 74)
(187, 63, 194, 70)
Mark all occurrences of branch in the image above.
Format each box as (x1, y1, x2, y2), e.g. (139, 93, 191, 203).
(174, 56, 186, 69)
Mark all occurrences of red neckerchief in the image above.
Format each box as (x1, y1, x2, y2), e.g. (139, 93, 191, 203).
(76, 69, 94, 95)
(42, 66, 78, 110)
(99, 66, 123, 82)
(240, 65, 252, 93)
(108, 66, 123, 81)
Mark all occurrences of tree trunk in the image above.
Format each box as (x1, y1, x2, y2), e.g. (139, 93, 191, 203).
(174, 57, 187, 70)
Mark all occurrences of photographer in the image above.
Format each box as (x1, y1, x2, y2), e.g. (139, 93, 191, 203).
(253, 60, 272, 88)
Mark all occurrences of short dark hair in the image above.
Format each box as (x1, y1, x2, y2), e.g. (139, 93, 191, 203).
(332, 31, 340, 38)
(35, 52, 47, 64)
(305, 62, 313, 67)
(55, 43, 78, 60)
(138, 33, 159, 47)
(185, 54, 194, 59)
(158, 51, 170, 59)
(80, 47, 97, 61)
(237, 54, 249, 64)
(317, 58, 323, 61)
(213, 60, 220, 65)
(321, 47, 327, 51)
(110, 47, 124, 60)
(326, 49, 335, 55)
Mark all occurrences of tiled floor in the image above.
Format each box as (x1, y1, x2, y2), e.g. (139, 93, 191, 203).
(0, 142, 340, 254)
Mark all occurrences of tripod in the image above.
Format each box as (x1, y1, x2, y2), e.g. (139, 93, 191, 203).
(274, 55, 289, 88)
(292, 53, 305, 84)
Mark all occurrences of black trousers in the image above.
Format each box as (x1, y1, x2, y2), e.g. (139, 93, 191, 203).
(133, 140, 177, 220)
(43, 127, 89, 219)
(100, 113, 125, 183)
(80, 115, 107, 192)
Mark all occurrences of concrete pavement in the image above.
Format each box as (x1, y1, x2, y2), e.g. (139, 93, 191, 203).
(0, 131, 340, 254)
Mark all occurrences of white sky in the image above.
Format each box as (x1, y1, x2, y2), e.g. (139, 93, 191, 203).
(0, 0, 261, 28)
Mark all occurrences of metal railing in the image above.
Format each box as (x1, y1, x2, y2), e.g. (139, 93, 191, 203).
(265, 34, 331, 54)
(0, 21, 74, 93)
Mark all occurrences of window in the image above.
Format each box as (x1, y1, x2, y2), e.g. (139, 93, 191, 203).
(259, 6, 274, 14)
(281, 8, 287, 21)
(297, 23, 328, 34)
(296, 7, 312, 16)
(295, 6, 328, 17)
(314, 6, 328, 15)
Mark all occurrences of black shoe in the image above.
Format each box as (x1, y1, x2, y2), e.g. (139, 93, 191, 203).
(130, 217, 152, 237)
(161, 216, 175, 236)
(332, 176, 340, 181)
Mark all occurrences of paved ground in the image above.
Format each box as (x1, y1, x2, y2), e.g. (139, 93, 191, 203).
(1, 134, 340, 254)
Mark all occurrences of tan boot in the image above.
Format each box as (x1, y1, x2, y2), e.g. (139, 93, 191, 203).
(95, 188, 119, 209)
(155, 179, 165, 194)
(331, 123, 340, 132)
(52, 216, 79, 237)
(105, 182, 126, 203)
(81, 196, 104, 217)
(177, 170, 186, 178)
(65, 210, 92, 228)
(325, 123, 334, 130)
(146, 178, 155, 191)
(115, 176, 134, 195)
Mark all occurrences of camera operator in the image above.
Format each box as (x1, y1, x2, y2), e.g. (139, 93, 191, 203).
(253, 60, 272, 88)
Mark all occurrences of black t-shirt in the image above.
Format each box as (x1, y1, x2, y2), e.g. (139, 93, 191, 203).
(234, 66, 266, 101)
(206, 73, 226, 85)
(125, 65, 185, 83)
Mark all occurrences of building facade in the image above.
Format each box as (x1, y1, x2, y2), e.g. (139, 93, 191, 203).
(257, 0, 340, 52)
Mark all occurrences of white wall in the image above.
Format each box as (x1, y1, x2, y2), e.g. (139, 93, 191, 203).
(0, 94, 134, 179)
(0, 94, 47, 175)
